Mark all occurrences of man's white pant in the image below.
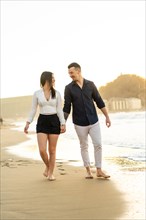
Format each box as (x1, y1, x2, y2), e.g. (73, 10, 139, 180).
(74, 121, 102, 168)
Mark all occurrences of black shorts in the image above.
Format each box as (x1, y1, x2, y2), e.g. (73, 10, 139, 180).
(36, 114, 60, 134)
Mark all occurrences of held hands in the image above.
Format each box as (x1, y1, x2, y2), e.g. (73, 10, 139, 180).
(24, 122, 30, 134)
(60, 124, 66, 133)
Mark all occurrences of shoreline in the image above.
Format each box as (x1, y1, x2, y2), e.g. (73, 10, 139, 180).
(1, 121, 146, 220)
(1, 119, 145, 171)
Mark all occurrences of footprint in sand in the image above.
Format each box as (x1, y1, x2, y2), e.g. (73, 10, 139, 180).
(57, 166, 67, 175)
(1, 159, 34, 168)
(60, 171, 66, 175)
(57, 164, 63, 167)
(1, 161, 17, 168)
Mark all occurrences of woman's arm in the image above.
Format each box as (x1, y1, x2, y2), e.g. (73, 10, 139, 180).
(24, 92, 38, 133)
(56, 91, 66, 133)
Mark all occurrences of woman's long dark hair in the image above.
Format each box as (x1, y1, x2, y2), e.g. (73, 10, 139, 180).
(40, 71, 56, 98)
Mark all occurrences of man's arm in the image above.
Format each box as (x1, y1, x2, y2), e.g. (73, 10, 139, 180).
(64, 112, 69, 121)
(92, 82, 105, 109)
(100, 107, 111, 127)
(63, 86, 72, 121)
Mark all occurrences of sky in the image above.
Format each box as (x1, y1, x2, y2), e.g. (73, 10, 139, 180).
(1, 0, 145, 98)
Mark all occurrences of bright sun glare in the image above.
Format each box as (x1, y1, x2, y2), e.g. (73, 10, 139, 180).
(1, 1, 145, 98)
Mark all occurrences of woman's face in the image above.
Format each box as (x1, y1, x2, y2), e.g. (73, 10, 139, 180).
(52, 74, 55, 87)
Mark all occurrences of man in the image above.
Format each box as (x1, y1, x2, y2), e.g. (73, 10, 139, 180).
(63, 62, 111, 179)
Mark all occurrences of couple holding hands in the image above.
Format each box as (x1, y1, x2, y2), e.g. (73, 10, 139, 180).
(24, 62, 111, 181)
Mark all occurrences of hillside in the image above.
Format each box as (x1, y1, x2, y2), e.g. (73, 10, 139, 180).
(99, 74, 146, 108)
(0, 95, 33, 119)
(1, 74, 145, 120)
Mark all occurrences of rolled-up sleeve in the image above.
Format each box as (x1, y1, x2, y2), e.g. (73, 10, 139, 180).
(63, 86, 72, 114)
(92, 82, 105, 109)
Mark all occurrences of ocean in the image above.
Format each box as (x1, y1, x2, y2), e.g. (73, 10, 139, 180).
(6, 111, 146, 163)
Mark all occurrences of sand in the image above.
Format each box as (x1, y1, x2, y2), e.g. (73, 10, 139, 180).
(0, 120, 146, 220)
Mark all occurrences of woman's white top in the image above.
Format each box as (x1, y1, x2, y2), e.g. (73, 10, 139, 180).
(27, 89, 65, 125)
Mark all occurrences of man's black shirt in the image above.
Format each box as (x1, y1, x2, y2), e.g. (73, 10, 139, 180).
(63, 79, 105, 126)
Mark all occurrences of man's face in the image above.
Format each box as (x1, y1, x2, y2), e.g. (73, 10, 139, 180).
(68, 67, 80, 81)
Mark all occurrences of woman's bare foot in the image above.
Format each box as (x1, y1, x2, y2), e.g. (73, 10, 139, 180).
(48, 175, 56, 181)
(43, 167, 49, 177)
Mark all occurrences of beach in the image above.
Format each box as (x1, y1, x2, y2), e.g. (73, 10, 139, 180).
(1, 119, 146, 220)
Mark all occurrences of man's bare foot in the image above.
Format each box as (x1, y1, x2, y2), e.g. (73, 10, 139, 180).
(97, 169, 110, 179)
(85, 167, 93, 179)
(85, 172, 94, 179)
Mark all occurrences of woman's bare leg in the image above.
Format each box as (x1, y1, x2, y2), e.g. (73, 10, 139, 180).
(37, 133, 50, 177)
(47, 134, 59, 180)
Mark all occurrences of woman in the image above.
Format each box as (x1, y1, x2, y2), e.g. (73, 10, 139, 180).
(24, 71, 66, 181)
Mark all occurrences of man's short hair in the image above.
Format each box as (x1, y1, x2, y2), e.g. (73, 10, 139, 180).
(68, 62, 81, 70)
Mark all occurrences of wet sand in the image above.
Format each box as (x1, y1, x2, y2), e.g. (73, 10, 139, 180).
(1, 120, 145, 220)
